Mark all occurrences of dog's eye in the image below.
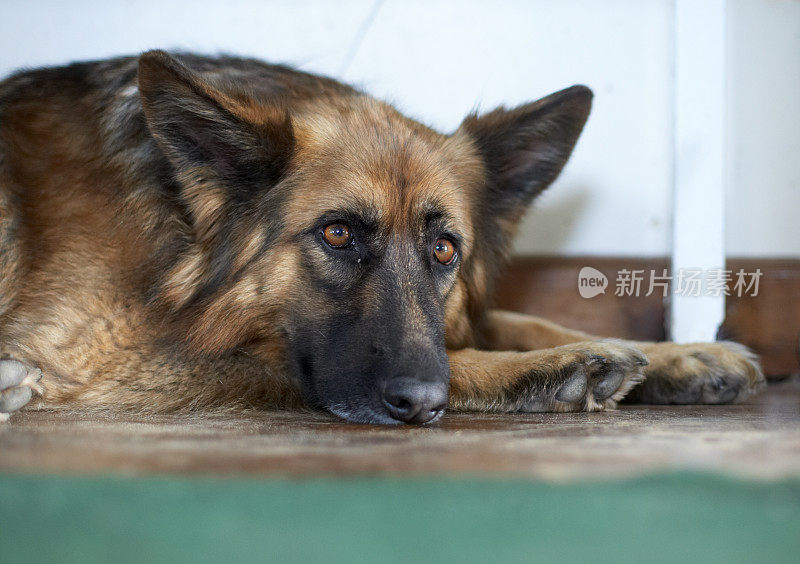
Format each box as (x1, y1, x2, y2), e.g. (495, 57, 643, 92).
(433, 238, 456, 265)
(322, 223, 353, 248)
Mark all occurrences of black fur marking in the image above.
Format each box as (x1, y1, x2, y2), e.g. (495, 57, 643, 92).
(464, 85, 592, 215)
(139, 50, 295, 202)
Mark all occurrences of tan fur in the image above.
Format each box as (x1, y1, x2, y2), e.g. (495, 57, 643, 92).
(460, 310, 765, 407)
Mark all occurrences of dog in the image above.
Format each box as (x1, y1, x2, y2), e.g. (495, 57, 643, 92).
(0, 51, 764, 424)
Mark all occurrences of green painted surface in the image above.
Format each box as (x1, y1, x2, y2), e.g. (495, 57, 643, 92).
(1, 472, 799, 563)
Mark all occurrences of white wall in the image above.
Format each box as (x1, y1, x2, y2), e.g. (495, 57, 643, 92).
(1, 0, 797, 258)
(726, 0, 800, 258)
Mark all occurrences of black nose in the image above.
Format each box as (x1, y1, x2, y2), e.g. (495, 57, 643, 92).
(382, 378, 448, 424)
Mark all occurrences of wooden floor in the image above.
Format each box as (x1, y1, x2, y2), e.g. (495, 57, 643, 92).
(2, 378, 799, 481)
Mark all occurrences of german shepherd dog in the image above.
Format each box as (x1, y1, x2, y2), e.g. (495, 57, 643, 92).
(0, 51, 764, 424)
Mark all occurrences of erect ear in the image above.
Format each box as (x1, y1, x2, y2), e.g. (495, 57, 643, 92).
(459, 85, 592, 222)
(138, 50, 294, 232)
(138, 51, 294, 322)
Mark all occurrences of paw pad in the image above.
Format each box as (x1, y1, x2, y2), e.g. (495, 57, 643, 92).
(593, 368, 625, 401)
(0, 359, 42, 421)
(555, 370, 588, 402)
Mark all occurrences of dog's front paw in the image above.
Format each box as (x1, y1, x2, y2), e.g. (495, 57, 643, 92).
(632, 342, 765, 404)
(0, 359, 43, 422)
(517, 340, 648, 412)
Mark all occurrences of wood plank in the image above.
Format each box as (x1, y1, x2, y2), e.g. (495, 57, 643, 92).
(494, 257, 668, 341)
(722, 259, 800, 377)
(494, 257, 800, 376)
(2, 380, 798, 479)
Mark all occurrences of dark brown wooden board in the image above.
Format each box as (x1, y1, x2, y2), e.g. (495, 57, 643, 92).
(494, 257, 800, 376)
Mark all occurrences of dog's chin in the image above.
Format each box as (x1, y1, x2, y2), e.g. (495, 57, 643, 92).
(325, 402, 447, 425)
(326, 403, 402, 425)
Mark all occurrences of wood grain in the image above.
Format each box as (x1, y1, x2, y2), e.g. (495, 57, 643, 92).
(2, 379, 798, 479)
(494, 257, 800, 376)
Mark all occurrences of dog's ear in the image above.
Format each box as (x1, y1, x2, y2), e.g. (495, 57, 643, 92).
(138, 51, 294, 325)
(459, 85, 592, 223)
(138, 50, 294, 225)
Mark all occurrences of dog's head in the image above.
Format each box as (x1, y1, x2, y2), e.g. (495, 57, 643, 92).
(138, 51, 591, 424)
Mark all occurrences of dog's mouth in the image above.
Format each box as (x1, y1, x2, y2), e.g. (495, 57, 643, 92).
(321, 375, 449, 424)
(326, 400, 446, 425)
(300, 364, 447, 425)
(291, 340, 449, 425)
(326, 402, 406, 425)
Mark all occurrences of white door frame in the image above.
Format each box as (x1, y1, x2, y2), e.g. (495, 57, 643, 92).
(670, 0, 727, 343)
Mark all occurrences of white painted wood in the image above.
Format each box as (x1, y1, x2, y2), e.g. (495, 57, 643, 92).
(670, 0, 727, 343)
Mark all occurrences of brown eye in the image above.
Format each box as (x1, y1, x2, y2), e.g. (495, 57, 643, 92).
(322, 223, 352, 248)
(433, 237, 456, 265)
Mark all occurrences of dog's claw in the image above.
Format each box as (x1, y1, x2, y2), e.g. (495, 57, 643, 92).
(517, 341, 647, 413)
(632, 341, 764, 404)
